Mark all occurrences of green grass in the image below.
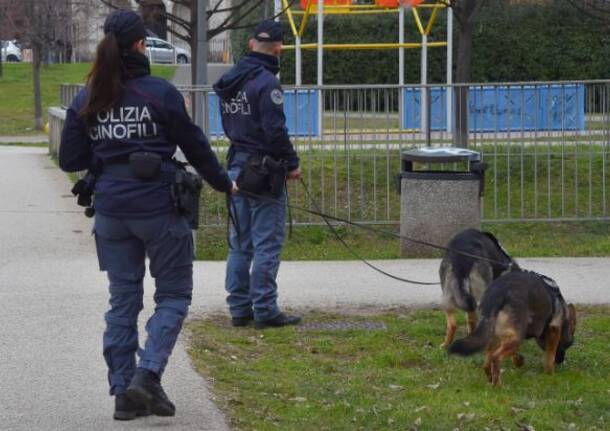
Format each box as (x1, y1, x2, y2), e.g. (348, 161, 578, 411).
(188, 306, 610, 431)
(0, 63, 176, 135)
(199, 143, 610, 228)
(196, 142, 610, 260)
(196, 221, 610, 260)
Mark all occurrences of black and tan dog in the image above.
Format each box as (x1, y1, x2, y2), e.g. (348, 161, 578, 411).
(439, 229, 519, 347)
(448, 270, 577, 385)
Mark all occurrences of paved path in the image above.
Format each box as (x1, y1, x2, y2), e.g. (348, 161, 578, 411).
(0, 134, 48, 144)
(0, 146, 228, 431)
(1, 146, 609, 430)
(189, 257, 610, 317)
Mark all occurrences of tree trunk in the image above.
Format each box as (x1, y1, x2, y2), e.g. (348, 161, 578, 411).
(32, 43, 43, 131)
(454, 21, 473, 148)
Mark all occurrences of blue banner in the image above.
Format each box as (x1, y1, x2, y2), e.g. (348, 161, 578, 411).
(402, 85, 585, 132)
(207, 89, 319, 137)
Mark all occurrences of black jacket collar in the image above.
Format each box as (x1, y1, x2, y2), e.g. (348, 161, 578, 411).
(121, 51, 151, 81)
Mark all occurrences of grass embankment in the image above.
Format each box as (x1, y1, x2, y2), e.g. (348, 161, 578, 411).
(188, 306, 610, 431)
(0, 63, 176, 136)
(196, 221, 610, 260)
(196, 143, 610, 260)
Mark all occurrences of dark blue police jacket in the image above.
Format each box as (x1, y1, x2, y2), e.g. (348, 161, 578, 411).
(213, 52, 299, 170)
(60, 57, 232, 218)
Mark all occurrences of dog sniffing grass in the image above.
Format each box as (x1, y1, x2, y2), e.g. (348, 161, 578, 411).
(188, 307, 609, 431)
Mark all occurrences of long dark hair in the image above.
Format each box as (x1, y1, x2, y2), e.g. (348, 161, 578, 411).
(80, 33, 123, 125)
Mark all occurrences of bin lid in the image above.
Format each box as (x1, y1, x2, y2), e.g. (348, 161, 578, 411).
(401, 147, 481, 164)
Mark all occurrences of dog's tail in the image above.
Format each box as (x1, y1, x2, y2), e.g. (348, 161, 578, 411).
(448, 317, 495, 356)
(454, 277, 477, 312)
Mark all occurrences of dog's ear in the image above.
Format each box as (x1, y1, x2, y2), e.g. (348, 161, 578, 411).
(568, 304, 577, 335)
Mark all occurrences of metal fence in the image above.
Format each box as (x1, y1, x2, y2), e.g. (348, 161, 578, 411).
(58, 80, 610, 226)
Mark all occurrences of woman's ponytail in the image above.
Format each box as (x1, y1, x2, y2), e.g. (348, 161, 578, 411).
(80, 33, 123, 125)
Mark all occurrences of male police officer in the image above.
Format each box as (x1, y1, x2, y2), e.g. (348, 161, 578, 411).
(214, 20, 302, 329)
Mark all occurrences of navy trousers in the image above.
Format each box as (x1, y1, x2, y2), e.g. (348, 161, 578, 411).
(93, 211, 193, 395)
(225, 152, 286, 322)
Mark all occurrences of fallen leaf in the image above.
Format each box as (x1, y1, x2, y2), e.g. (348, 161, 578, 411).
(389, 384, 405, 391)
(414, 417, 422, 426)
(511, 407, 526, 414)
(427, 383, 441, 390)
(567, 424, 577, 431)
(516, 422, 535, 431)
(463, 401, 471, 407)
(230, 355, 238, 360)
(457, 413, 465, 420)
(414, 406, 427, 413)
(289, 397, 307, 402)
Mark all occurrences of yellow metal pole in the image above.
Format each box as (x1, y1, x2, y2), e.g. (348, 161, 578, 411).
(290, 3, 446, 14)
(292, 9, 400, 15)
(282, 0, 298, 37)
(298, 0, 313, 37)
(412, 8, 425, 36)
(283, 42, 448, 50)
(424, 5, 440, 36)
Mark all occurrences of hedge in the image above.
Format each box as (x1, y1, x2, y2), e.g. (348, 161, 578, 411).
(230, 0, 610, 84)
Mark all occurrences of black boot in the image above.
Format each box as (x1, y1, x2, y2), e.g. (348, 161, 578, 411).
(126, 368, 176, 417)
(231, 315, 254, 327)
(113, 393, 150, 421)
(255, 312, 302, 329)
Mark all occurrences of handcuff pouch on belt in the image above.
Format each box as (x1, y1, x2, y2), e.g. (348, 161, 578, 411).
(171, 160, 203, 230)
(129, 151, 162, 181)
(236, 154, 287, 198)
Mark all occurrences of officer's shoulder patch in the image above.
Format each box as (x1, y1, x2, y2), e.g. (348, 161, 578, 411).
(270, 88, 283, 105)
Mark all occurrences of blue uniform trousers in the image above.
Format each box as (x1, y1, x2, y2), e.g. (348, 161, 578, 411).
(93, 211, 193, 395)
(225, 152, 286, 322)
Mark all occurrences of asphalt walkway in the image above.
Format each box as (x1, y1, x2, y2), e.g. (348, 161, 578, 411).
(0, 134, 48, 144)
(0, 146, 228, 431)
(0, 145, 608, 430)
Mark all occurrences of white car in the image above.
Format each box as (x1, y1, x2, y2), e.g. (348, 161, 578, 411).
(145, 37, 190, 64)
(1, 40, 22, 62)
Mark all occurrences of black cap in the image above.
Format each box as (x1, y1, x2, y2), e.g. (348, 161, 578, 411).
(104, 10, 147, 49)
(253, 20, 283, 43)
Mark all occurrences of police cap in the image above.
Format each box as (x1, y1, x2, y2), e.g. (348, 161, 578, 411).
(103, 10, 147, 49)
(253, 20, 283, 43)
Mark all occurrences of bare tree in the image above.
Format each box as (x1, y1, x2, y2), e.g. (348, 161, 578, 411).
(1, 0, 73, 129)
(566, 0, 610, 24)
(100, 0, 296, 84)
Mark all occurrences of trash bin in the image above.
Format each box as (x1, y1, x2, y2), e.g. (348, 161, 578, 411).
(398, 147, 486, 258)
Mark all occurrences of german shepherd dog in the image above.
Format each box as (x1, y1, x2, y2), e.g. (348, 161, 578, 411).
(449, 270, 577, 385)
(439, 229, 519, 348)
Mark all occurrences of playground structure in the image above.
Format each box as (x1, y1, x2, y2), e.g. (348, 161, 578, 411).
(275, 0, 454, 133)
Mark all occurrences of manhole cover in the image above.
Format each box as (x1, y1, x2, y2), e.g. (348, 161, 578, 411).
(297, 321, 386, 332)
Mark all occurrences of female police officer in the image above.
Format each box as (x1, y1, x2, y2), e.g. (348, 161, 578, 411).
(59, 10, 235, 421)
